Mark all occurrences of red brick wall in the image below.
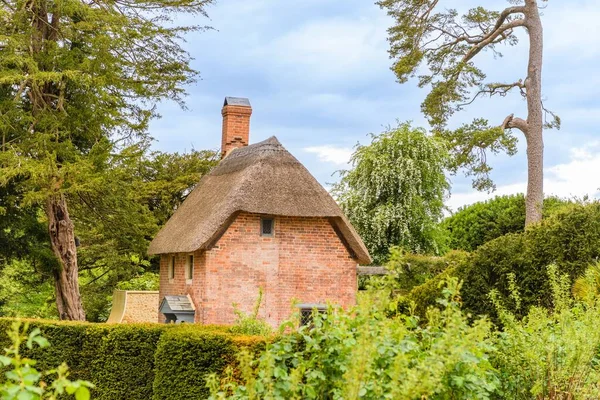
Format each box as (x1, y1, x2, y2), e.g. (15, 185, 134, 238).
(221, 104, 251, 158)
(159, 212, 358, 326)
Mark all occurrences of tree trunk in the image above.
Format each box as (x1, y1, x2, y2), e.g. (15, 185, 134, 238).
(46, 194, 86, 320)
(524, 0, 544, 226)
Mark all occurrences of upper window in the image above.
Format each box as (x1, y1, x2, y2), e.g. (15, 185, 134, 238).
(186, 255, 194, 280)
(261, 218, 274, 237)
(168, 256, 175, 280)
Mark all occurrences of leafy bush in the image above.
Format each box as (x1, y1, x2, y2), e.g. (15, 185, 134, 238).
(409, 202, 600, 321)
(209, 279, 500, 399)
(0, 321, 93, 399)
(377, 247, 468, 294)
(229, 289, 272, 337)
(491, 265, 600, 399)
(209, 270, 600, 399)
(442, 194, 570, 252)
(116, 272, 160, 291)
(0, 319, 265, 399)
(153, 327, 264, 400)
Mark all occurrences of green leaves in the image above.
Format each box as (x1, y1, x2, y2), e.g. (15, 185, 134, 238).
(0, 321, 94, 400)
(332, 122, 449, 263)
(208, 279, 501, 400)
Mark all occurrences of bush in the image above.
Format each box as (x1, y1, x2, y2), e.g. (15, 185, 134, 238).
(381, 247, 468, 294)
(0, 319, 266, 399)
(153, 327, 264, 400)
(409, 202, 600, 321)
(208, 279, 501, 399)
(491, 265, 600, 399)
(442, 194, 570, 252)
(89, 324, 165, 400)
(210, 270, 600, 399)
(0, 321, 93, 399)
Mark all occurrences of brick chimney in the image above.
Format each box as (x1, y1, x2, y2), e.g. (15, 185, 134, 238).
(221, 97, 252, 158)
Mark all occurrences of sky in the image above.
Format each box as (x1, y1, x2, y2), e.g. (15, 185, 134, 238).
(149, 0, 600, 212)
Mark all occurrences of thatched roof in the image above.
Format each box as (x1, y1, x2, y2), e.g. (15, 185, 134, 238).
(148, 136, 371, 264)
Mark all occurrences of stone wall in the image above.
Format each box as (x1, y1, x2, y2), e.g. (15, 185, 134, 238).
(107, 290, 159, 323)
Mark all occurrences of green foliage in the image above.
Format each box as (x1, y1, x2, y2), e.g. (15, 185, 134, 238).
(89, 324, 165, 400)
(409, 201, 600, 321)
(210, 270, 600, 399)
(377, 247, 468, 295)
(230, 289, 273, 337)
(0, 0, 215, 319)
(0, 321, 93, 400)
(208, 279, 501, 399)
(376, 0, 558, 191)
(0, 260, 56, 319)
(333, 122, 449, 263)
(491, 265, 600, 399)
(116, 272, 160, 291)
(443, 194, 571, 252)
(75, 147, 218, 321)
(572, 262, 600, 305)
(153, 327, 264, 400)
(0, 319, 264, 399)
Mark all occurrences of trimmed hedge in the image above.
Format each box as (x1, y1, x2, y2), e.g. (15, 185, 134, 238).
(0, 319, 265, 399)
(408, 202, 600, 321)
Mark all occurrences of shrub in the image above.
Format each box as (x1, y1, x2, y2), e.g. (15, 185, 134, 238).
(380, 247, 468, 294)
(0, 321, 93, 399)
(209, 269, 600, 399)
(442, 194, 570, 252)
(89, 324, 165, 400)
(208, 279, 501, 399)
(409, 202, 600, 321)
(153, 327, 264, 400)
(490, 265, 600, 399)
(0, 318, 266, 399)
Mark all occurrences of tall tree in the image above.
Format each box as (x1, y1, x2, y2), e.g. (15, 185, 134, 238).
(332, 122, 449, 264)
(377, 0, 559, 226)
(0, 0, 212, 319)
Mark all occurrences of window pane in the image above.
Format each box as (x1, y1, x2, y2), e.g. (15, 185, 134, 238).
(261, 218, 274, 236)
(187, 255, 194, 280)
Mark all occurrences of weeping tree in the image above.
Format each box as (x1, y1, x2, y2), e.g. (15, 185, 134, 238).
(0, 0, 212, 319)
(333, 122, 449, 264)
(377, 0, 559, 226)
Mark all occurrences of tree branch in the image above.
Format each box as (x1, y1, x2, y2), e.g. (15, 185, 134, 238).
(501, 113, 528, 134)
(463, 19, 526, 63)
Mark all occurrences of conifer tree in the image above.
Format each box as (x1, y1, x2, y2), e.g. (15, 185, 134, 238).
(0, 0, 212, 319)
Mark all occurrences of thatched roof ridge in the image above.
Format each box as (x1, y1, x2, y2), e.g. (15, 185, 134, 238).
(148, 136, 371, 264)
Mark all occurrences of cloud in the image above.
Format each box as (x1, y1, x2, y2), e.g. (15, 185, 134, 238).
(249, 13, 392, 88)
(304, 145, 353, 166)
(447, 143, 600, 212)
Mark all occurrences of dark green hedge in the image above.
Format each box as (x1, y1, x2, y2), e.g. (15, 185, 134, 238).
(408, 202, 600, 322)
(442, 194, 570, 252)
(0, 319, 265, 399)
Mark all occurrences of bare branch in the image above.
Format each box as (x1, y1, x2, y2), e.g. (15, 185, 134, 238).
(501, 113, 528, 134)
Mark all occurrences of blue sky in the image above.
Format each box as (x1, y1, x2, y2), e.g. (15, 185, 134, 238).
(149, 0, 600, 212)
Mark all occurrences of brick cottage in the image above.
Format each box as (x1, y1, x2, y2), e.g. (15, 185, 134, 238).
(148, 97, 371, 326)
